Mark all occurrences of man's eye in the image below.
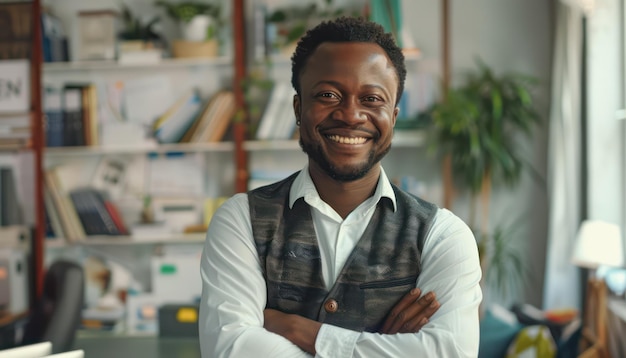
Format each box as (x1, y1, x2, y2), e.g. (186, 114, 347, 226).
(318, 92, 337, 99)
(363, 96, 382, 102)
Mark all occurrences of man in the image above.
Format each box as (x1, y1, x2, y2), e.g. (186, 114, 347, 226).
(200, 17, 482, 357)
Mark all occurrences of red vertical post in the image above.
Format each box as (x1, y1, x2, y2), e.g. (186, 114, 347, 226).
(233, 0, 248, 193)
(441, 0, 454, 210)
(30, 0, 45, 300)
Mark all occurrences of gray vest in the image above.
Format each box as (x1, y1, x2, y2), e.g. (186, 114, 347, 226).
(249, 172, 437, 332)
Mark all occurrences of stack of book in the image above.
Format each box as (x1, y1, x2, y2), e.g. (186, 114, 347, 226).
(154, 89, 237, 144)
(44, 83, 100, 147)
(255, 82, 297, 141)
(44, 167, 128, 242)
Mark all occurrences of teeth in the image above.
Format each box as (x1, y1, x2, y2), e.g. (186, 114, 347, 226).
(327, 135, 367, 144)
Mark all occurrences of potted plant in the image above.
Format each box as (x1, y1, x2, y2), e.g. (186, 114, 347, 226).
(155, 0, 222, 58)
(427, 59, 541, 301)
(117, 4, 165, 62)
(266, 0, 355, 56)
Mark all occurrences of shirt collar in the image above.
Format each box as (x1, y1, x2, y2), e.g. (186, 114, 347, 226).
(288, 164, 397, 212)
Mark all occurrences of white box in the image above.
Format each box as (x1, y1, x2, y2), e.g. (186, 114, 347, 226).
(151, 253, 201, 303)
(0, 60, 30, 113)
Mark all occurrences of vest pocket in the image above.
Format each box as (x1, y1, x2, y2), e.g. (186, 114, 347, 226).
(359, 275, 417, 289)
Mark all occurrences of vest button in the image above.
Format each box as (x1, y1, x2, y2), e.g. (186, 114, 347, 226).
(324, 299, 338, 313)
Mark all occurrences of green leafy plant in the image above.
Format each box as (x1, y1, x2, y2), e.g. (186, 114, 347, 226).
(118, 4, 162, 42)
(155, 1, 222, 40)
(236, 63, 275, 136)
(155, 1, 220, 22)
(476, 221, 530, 300)
(266, 0, 356, 49)
(427, 59, 541, 299)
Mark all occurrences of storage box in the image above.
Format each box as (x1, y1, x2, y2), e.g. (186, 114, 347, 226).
(77, 10, 118, 61)
(0, 60, 30, 113)
(151, 253, 202, 303)
(158, 304, 199, 337)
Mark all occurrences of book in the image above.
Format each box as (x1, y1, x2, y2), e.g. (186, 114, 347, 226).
(41, 8, 69, 62)
(255, 81, 297, 140)
(64, 82, 99, 146)
(69, 188, 120, 236)
(44, 188, 65, 239)
(43, 87, 64, 147)
(80, 84, 100, 146)
(43, 167, 86, 242)
(256, 82, 288, 140)
(0, 113, 30, 140)
(62, 86, 85, 146)
(179, 95, 214, 143)
(0, 2, 32, 60)
(153, 90, 202, 144)
(0, 167, 23, 226)
(189, 91, 236, 143)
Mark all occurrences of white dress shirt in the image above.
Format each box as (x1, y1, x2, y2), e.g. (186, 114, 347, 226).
(199, 166, 482, 358)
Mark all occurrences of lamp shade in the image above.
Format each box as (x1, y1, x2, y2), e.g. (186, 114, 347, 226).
(571, 220, 624, 269)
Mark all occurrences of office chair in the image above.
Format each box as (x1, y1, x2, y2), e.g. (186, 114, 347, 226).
(21, 260, 84, 354)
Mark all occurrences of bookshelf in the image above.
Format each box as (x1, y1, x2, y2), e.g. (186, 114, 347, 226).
(30, 0, 440, 337)
(39, 0, 433, 244)
(25, 4, 249, 333)
(0, 0, 44, 309)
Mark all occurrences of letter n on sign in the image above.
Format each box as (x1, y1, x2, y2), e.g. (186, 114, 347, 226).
(0, 60, 30, 113)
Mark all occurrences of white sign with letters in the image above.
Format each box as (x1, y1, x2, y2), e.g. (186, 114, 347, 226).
(0, 60, 30, 113)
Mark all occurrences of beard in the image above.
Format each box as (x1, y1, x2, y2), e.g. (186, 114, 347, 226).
(299, 137, 391, 182)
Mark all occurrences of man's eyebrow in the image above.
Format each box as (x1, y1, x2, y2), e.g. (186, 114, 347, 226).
(311, 80, 388, 92)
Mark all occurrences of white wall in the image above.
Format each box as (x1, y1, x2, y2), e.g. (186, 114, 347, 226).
(403, 0, 554, 307)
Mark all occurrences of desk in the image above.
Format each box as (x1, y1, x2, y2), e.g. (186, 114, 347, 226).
(72, 335, 200, 358)
(607, 297, 626, 358)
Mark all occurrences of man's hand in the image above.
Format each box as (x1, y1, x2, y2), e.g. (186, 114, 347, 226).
(264, 308, 322, 355)
(379, 288, 440, 334)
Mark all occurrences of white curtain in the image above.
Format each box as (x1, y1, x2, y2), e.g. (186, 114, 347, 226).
(542, 1, 584, 311)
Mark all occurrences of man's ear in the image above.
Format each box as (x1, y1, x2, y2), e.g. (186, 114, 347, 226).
(392, 106, 399, 127)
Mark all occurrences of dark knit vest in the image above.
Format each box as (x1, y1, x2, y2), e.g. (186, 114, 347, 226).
(248, 172, 437, 332)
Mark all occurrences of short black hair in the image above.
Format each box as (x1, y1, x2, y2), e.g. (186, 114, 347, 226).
(291, 16, 406, 105)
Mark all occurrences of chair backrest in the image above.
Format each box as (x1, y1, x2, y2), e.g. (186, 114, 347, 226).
(22, 261, 84, 354)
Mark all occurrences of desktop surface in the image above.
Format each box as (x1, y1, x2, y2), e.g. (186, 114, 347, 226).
(72, 335, 200, 358)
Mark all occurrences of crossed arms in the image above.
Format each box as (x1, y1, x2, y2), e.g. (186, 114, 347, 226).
(263, 288, 440, 354)
(199, 194, 482, 358)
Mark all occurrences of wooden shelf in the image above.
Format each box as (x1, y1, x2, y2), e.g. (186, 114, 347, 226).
(44, 142, 235, 156)
(43, 56, 232, 73)
(45, 233, 206, 248)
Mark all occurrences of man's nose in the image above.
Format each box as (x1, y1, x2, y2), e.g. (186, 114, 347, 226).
(331, 99, 367, 124)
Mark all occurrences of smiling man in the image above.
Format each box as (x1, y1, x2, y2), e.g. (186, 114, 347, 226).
(199, 17, 482, 358)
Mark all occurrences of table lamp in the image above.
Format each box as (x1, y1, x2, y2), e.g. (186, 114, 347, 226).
(571, 220, 624, 358)
(572, 220, 624, 273)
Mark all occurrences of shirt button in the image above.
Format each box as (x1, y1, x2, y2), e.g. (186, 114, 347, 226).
(324, 299, 338, 313)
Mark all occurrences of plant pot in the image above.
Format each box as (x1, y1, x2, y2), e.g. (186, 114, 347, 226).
(180, 15, 212, 42)
(118, 40, 148, 53)
(172, 39, 218, 58)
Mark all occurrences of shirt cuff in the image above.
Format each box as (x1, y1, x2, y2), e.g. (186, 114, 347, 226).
(314, 324, 359, 358)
